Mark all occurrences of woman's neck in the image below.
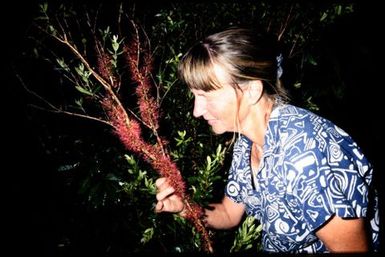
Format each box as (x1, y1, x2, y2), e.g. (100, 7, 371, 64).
(239, 95, 274, 148)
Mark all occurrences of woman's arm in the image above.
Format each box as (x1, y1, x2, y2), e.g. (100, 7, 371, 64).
(316, 215, 369, 252)
(204, 196, 246, 229)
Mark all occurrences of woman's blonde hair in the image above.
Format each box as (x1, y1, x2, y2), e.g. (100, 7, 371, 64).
(178, 27, 288, 100)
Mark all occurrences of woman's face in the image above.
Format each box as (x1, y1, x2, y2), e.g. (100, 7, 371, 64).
(191, 64, 243, 134)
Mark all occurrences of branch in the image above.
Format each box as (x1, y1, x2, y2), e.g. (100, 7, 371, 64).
(29, 104, 113, 127)
(277, 3, 294, 41)
(33, 9, 214, 253)
(16, 68, 113, 127)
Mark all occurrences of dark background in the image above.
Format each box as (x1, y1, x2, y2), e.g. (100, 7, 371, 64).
(3, 0, 384, 255)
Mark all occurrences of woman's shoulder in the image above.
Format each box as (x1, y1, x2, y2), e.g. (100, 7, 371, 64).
(278, 103, 343, 134)
(276, 104, 365, 163)
(279, 103, 318, 120)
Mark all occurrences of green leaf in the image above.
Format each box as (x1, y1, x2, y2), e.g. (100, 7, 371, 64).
(320, 12, 328, 22)
(75, 85, 93, 96)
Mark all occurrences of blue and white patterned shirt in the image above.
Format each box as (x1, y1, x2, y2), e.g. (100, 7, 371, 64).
(225, 103, 380, 253)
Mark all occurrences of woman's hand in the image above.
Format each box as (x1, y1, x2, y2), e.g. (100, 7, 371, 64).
(155, 177, 185, 215)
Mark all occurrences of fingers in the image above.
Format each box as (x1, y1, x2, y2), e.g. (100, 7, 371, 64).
(155, 177, 170, 195)
(155, 200, 164, 213)
(154, 177, 184, 214)
(155, 177, 174, 201)
(156, 185, 175, 201)
(155, 177, 166, 188)
(155, 196, 184, 214)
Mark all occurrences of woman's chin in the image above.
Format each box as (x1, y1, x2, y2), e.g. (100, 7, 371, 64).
(210, 125, 226, 135)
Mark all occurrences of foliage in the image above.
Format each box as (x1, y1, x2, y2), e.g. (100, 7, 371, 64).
(16, 0, 355, 255)
(230, 216, 262, 253)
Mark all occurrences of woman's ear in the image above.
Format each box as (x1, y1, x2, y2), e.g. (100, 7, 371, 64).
(247, 80, 263, 105)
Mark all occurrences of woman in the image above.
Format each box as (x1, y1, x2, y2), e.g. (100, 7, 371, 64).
(155, 27, 379, 253)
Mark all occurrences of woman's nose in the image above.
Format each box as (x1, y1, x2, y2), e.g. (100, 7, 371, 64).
(193, 97, 206, 118)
